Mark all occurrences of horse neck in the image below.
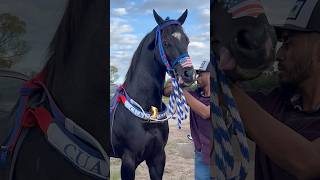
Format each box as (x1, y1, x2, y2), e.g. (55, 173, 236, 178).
(45, 0, 109, 152)
(124, 54, 166, 110)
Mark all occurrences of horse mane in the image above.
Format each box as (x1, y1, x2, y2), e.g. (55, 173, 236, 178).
(44, 0, 90, 76)
(124, 27, 157, 83)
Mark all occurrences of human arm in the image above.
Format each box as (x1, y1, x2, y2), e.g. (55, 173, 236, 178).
(163, 81, 210, 119)
(182, 89, 210, 119)
(231, 85, 320, 179)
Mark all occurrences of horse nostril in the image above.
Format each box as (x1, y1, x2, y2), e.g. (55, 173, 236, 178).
(236, 25, 267, 51)
(236, 30, 255, 50)
(184, 70, 194, 78)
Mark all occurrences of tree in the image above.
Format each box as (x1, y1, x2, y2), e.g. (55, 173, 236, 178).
(110, 65, 119, 84)
(110, 65, 120, 99)
(0, 13, 29, 68)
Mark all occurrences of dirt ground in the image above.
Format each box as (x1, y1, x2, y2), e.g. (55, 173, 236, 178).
(110, 119, 194, 180)
(110, 118, 256, 180)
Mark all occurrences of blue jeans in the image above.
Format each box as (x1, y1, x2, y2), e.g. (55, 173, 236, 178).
(195, 150, 210, 180)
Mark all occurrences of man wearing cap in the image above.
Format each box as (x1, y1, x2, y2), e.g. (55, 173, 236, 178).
(222, 0, 320, 179)
(164, 60, 212, 179)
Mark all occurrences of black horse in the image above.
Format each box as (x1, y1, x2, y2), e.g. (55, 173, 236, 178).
(110, 10, 195, 180)
(1, 0, 108, 179)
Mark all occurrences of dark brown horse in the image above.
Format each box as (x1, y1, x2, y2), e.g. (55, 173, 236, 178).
(0, 0, 109, 179)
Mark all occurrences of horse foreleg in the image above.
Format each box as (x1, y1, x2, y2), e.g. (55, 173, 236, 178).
(146, 150, 166, 180)
(120, 151, 136, 180)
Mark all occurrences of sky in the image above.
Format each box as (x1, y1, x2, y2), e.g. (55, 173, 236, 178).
(0, 0, 295, 78)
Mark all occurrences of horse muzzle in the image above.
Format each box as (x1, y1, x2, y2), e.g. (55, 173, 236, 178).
(229, 24, 276, 70)
(174, 66, 195, 87)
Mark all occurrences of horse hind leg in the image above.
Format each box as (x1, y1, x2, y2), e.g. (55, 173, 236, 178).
(146, 150, 166, 180)
(120, 151, 137, 180)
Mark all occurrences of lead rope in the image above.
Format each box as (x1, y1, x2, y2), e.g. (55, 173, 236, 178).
(168, 77, 189, 129)
(211, 56, 250, 180)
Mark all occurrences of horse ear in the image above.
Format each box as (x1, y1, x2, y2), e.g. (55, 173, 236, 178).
(153, 9, 164, 25)
(177, 9, 188, 25)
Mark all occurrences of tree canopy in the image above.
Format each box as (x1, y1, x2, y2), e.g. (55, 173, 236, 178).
(0, 13, 29, 68)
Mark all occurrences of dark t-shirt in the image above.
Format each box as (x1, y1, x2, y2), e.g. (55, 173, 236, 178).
(250, 87, 320, 180)
(189, 89, 212, 165)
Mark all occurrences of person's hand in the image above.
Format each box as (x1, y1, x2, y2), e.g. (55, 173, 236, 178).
(182, 88, 190, 95)
(178, 77, 184, 85)
(163, 80, 173, 97)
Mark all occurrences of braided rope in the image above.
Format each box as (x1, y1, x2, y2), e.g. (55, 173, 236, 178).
(211, 56, 250, 180)
(168, 78, 189, 129)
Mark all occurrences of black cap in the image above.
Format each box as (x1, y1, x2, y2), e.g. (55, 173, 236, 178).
(196, 60, 211, 73)
(274, 0, 320, 37)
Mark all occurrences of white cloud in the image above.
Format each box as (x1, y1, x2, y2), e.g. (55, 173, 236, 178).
(139, 0, 209, 11)
(110, 17, 140, 82)
(188, 34, 210, 69)
(191, 23, 210, 31)
(110, 18, 134, 34)
(189, 47, 210, 69)
(110, 51, 132, 84)
(111, 44, 135, 51)
(111, 34, 138, 46)
(110, 18, 139, 48)
(110, 0, 128, 6)
(190, 32, 210, 42)
(201, 8, 210, 18)
(112, 8, 128, 16)
(189, 41, 206, 49)
(145, 9, 153, 15)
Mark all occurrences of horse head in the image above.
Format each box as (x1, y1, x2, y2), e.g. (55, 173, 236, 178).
(212, 0, 276, 80)
(153, 9, 195, 86)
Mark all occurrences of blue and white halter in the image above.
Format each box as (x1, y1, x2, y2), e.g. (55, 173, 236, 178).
(110, 20, 191, 129)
